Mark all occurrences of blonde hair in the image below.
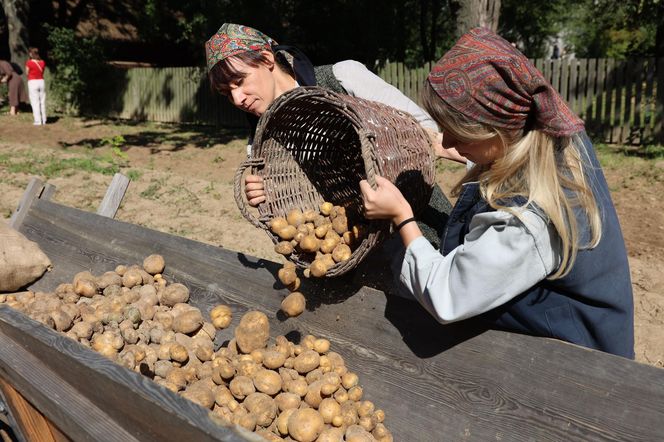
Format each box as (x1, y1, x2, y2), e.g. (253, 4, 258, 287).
(422, 80, 601, 278)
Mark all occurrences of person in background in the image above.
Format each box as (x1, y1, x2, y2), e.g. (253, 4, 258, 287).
(0, 59, 28, 115)
(25, 47, 47, 125)
(360, 27, 634, 358)
(205, 23, 465, 250)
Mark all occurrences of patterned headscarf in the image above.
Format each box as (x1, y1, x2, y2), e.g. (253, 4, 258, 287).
(428, 27, 584, 137)
(205, 23, 277, 72)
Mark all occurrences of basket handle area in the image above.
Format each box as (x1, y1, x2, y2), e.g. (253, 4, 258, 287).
(233, 158, 268, 229)
(359, 129, 378, 190)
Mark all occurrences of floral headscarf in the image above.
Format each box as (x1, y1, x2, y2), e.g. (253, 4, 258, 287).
(428, 27, 584, 137)
(205, 23, 277, 72)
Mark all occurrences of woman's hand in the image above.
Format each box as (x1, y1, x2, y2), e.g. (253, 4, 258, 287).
(360, 175, 422, 246)
(424, 128, 467, 164)
(245, 174, 266, 206)
(359, 175, 414, 224)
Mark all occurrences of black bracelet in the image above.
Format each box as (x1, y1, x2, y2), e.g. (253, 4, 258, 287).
(395, 217, 416, 231)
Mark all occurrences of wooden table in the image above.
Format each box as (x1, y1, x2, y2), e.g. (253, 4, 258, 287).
(2, 180, 664, 441)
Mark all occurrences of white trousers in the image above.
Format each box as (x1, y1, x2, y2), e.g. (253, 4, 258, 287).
(28, 79, 46, 125)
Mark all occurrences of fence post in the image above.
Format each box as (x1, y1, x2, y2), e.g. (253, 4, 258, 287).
(656, 57, 664, 143)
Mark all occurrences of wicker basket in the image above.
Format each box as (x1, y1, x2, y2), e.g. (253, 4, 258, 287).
(234, 86, 435, 276)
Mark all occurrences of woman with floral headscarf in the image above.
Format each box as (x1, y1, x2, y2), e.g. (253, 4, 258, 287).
(206, 23, 464, 251)
(360, 28, 634, 358)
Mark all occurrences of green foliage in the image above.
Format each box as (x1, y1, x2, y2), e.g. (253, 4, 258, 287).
(566, 0, 658, 58)
(45, 26, 108, 114)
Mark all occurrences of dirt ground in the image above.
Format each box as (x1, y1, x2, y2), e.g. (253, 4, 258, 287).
(1, 112, 663, 367)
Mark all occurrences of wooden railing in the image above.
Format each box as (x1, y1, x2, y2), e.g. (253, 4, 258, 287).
(87, 58, 664, 145)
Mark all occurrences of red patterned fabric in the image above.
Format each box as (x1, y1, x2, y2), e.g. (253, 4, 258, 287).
(205, 23, 277, 72)
(428, 27, 584, 137)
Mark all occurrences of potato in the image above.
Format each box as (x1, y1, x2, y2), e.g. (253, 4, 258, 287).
(293, 350, 320, 374)
(309, 259, 328, 278)
(276, 225, 297, 240)
(281, 292, 306, 318)
(348, 385, 363, 402)
(262, 349, 287, 370)
(160, 283, 190, 306)
(275, 241, 294, 255)
(303, 209, 317, 222)
(269, 217, 288, 233)
(317, 428, 345, 442)
(170, 344, 189, 364)
(96, 272, 123, 290)
(229, 375, 255, 400)
(345, 425, 373, 442)
(234, 311, 270, 354)
(209, 304, 232, 329)
(74, 278, 97, 298)
(276, 408, 296, 436)
(304, 380, 324, 408)
(288, 408, 324, 442)
(173, 310, 204, 334)
(319, 398, 342, 424)
(181, 384, 215, 409)
(287, 209, 305, 227)
(243, 392, 277, 427)
(278, 267, 297, 286)
(122, 269, 143, 288)
(319, 202, 333, 216)
(314, 224, 329, 239)
(342, 372, 359, 389)
(331, 215, 348, 235)
(286, 378, 308, 397)
(299, 235, 320, 253)
(143, 254, 165, 275)
(332, 244, 352, 263)
(320, 236, 339, 254)
(274, 392, 300, 411)
(253, 369, 282, 395)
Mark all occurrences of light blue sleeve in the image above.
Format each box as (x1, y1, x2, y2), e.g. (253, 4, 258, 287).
(400, 209, 561, 323)
(332, 60, 438, 131)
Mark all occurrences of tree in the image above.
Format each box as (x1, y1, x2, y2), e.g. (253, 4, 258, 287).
(450, 0, 501, 38)
(1, 0, 29, 65)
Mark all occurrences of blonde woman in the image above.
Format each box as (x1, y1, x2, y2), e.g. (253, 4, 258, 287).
(360, 28, 634, 358)
(25, 47, 47, 125)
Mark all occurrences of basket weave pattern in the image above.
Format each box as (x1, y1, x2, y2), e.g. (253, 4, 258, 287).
(234, 87, 435, 276)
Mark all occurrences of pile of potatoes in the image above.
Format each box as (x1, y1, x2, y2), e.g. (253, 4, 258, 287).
(270, 202, 365, 280)
(0, 255, 392, 441)
(272, 202, 366, 319)
(210, 310, 393, 442)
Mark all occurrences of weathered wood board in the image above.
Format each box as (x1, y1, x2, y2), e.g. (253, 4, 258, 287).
(6, 198, 664, 441)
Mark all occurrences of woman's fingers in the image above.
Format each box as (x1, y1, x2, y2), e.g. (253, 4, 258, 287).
(248, 195, 266, 206)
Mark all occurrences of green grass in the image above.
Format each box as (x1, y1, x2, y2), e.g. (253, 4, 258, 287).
(0, 149, 135, 179)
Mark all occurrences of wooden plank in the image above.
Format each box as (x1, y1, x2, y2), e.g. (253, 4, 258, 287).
(0, 377, 69, 442)
(643, 58, 656, 141)
(96, 173, 130, 218)
(579, 58, 597, 123)
(569, 58, 578, 114)
(596, 59, 607, 138)
(16, 199, 664, 442)
(0, 309, 260, 442)
(655, 57, 664, 143)
(8, 177, 44, 229)
(41, 183, 56, 201)
(552, 59, 561, 94)
(560, 58, 570, 105)
(632, 59, 646, 144)
(612, 60, 625, 143)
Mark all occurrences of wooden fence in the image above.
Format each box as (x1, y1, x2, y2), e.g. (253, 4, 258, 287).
(90, 58, 664, 145)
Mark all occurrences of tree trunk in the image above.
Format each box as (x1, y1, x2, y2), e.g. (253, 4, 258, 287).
(452, 0, 501, 38)
(656, 1, 664, 58)
(1, 0, 29, 67)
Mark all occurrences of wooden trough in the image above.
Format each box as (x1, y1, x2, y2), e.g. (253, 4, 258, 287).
(2, 175, 664, 441)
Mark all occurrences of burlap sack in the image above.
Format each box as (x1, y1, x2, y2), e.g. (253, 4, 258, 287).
(0, 222, 51, 292)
